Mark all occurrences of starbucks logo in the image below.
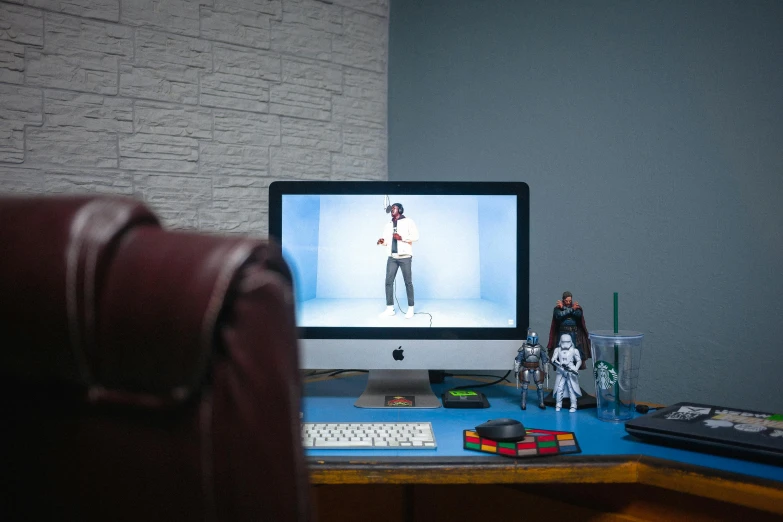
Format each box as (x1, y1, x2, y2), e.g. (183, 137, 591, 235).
(594, 360, 618, 390)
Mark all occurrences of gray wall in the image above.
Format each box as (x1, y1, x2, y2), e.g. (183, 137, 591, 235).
(0, 0, 389, 234)
(389, 1, 783, 410)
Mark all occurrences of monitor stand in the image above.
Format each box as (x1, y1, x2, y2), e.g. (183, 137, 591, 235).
(354, 370, 442, 408)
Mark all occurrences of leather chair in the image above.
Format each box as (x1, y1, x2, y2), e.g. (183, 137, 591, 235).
(0, 195, 310, 522)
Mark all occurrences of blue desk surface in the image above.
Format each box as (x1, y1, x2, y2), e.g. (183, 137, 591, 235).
(303, 373, 783, 484)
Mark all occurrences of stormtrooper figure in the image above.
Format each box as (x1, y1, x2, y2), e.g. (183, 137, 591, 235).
(513, 331, 549, 410)
(551, 333, 582, 412)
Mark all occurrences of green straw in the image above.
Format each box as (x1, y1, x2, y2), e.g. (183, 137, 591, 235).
(613, 292, 620, 415)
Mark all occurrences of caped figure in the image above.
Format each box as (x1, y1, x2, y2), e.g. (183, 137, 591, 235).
(552, 333, 582, 413)
(514, 331, 549, 410)
(548, 291, 590, 369)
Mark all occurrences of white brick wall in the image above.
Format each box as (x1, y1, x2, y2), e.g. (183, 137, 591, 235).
(0, 0, 389, 234)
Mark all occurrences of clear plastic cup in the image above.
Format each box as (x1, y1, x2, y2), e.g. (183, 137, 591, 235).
(589, 330, 644, 422)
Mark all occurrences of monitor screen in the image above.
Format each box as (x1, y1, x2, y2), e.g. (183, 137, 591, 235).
(269, 181, 529, 408)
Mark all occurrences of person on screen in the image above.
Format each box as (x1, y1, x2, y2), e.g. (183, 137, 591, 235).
(377, 202, 419, 319)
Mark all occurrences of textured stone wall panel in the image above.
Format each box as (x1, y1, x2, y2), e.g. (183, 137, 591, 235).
(43, 168, 133, 194)
(0, 84, 42, 163)
(333, 34, 386, 73)
(342, 66, 385, 101)
(281, 117, 341, 152)
(45, 90, 133, 132)
(270, 145, 330, 180)
(342, 8, 386, 43)
(332, 153, 385, 180)
(26, 14, 132, 94)
(0, 84, 42, 123)
(198, 208, 266, 234)
(133, 171, 211, 229)
(27, 50, 119, 94)
(133, 29, 212, 69)
(0, 0, 388, 234)
(0, 167, 44, 192)
(0, 122, 26, 163)
(120, 62, 202, 104)
(120, 29, 212, 103)
(201, 5, 271, 49)
(269, 83, 330, 120)
(270, 19, 331, 61)
(119, 135, 199, 172)
(0, 40, 25, 84)
(26, 128, 117, 168)
(282, 0, 342, 34)
(214, 110, 279, 146)
(214, 43, 281, 81)
(333, 67, 385, 128)
(27, 0, 119, 22)
(0, 4, 44, 46)
(45, 13, 133, 57)
(332, 0, 388, 18)
(212, 174, 271, 206)
(282, 56, 342, 93)
(332, 94, 384, 129)
(218, 0, 282, 19)
(199, 142, 269, 176)
(343, 125, 385, 159)
(200, 72, 269, 113)
(120, 0, 205, 37)
(134, 101, 213, 139)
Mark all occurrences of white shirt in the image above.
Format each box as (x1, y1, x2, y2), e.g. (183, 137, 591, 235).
(380, 216, 419, 258)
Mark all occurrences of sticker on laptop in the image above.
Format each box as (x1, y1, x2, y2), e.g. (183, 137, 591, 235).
(664, 405, 712, 422)
(734, 424, 766, 433)
(689, 406, 783, 434)
(704, 420, 734, 429)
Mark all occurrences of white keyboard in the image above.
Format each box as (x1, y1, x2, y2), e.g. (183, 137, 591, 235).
(302, 422, 437, 449)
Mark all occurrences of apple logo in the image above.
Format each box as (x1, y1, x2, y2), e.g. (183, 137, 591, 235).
(392, 346, 404, 361)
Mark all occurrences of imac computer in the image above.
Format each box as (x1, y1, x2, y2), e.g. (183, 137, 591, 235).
(268, 181, 529, 408)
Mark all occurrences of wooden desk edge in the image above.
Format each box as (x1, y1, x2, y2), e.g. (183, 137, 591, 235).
(308, 455, 783, 515)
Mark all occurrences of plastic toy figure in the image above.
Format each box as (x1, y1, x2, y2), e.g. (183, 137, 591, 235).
(551, 334, 582, 412)
(548, 291, 590, 370)
(513, 331, 549, 410)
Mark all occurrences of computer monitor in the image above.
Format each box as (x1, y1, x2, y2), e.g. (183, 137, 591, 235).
(268, 181, 529, 408)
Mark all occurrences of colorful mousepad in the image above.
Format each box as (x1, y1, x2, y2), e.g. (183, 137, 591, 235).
(463, 428, 581, 458)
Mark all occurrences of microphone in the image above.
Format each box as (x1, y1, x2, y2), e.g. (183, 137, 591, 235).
(384, 195, 391, 213)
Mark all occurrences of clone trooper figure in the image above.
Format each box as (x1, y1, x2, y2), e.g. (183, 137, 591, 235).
(552, 334, 582, 412)
(514, 331, 549, 410)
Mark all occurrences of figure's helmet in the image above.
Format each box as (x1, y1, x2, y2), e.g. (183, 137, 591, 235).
(527, 331, 539, 346)
(559, 333, 573, 348)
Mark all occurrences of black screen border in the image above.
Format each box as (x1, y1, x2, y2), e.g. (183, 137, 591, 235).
(268, 181, 529, 341)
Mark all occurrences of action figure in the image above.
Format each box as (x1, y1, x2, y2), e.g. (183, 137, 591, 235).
(551, 334, 582, 412)
(514, 331, 549, 410)
(547, 291, 590, 370)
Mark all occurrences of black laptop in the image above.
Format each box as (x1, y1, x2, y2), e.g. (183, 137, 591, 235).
(625, 402, 783, 466)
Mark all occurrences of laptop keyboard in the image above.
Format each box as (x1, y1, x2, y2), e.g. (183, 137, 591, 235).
(302, 422, 437, 449)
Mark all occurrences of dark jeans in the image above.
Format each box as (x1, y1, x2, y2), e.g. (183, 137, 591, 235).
(385, 256, 414, 306)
